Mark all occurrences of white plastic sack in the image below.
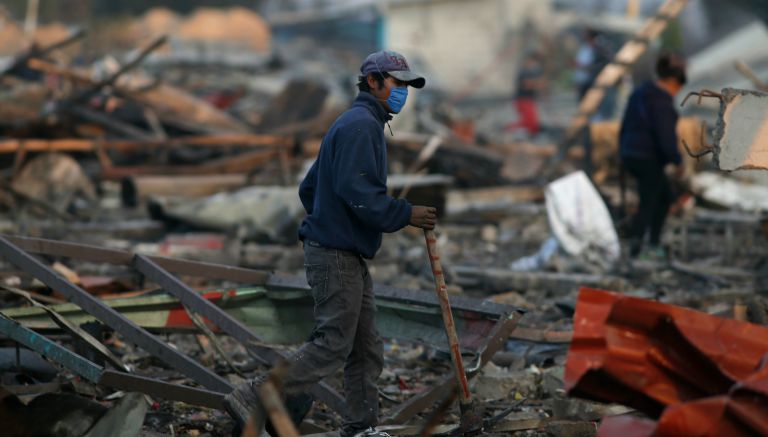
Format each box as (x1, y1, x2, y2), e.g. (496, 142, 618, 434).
(545, 171, 620, 266)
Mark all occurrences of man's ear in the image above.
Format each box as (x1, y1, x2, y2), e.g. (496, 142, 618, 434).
(366, 74, 379, 90)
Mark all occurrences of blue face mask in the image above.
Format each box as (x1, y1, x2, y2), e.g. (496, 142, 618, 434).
(386, 86, 408, 113)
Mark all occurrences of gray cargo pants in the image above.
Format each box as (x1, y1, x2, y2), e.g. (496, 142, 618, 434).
(282, 241, 384, 436)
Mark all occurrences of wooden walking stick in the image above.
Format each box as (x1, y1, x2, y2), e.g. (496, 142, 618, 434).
(244, 361, 299, 437)
(423, 229, 483, 432)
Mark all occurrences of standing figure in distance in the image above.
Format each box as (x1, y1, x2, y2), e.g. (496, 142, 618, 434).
(619, 53, 687, 259)
(506, 52, 546, 138)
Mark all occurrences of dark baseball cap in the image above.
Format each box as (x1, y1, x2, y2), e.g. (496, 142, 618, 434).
(360, 50, 426, 89)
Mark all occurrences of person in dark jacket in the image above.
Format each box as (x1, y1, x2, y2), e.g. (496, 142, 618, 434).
(619, 53, 687, 258)
(224, 51, 436, 437)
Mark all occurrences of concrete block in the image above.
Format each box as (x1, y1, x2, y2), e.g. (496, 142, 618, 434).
(715, 88, 768, 170)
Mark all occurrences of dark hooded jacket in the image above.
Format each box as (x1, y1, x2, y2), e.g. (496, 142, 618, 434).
(619, 80, 682, 165)
(298, 92, 412, 259)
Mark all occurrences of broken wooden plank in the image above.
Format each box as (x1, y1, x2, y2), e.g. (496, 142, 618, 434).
(734, 60, 768, 93)
(0, 139, 94, 154)
(257, 362, 300, 437)
(0, 135, 291, 154)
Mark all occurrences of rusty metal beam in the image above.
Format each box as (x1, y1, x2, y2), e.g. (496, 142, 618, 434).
(134, 254, 270, 344)
(0, 313, 102, 382)
(3, 235, 269, 283)
(0, 236, 232, 393)
(99, 371, 224, 409)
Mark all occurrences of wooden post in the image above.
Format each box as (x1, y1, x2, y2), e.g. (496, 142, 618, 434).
(423, 229, 472, 406)
(256, 362, 300, 437)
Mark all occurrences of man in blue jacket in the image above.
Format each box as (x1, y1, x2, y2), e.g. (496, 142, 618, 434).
(619, 54, 686, 259)
(225, 51, 436, 437)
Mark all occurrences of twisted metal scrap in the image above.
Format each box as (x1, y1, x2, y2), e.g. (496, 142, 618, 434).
(679, 90, 722, 159)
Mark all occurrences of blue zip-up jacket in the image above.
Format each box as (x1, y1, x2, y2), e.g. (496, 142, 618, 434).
(619, 81, 681, 165)
(298, 92, 412, 259)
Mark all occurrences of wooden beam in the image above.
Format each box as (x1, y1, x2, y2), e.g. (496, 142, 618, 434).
(735, 60, 768, 92)
(0, 135, 292, 155)
(0, 139, 94, 154)
(106, 134, 292, 151)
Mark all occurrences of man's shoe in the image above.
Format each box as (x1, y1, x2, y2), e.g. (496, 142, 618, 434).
(223, 380, 264, 431)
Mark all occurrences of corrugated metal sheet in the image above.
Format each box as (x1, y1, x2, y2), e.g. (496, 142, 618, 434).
(566, 288, 768, 436)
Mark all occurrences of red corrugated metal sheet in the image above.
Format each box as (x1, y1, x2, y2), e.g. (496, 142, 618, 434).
(566, 288, 768, 436)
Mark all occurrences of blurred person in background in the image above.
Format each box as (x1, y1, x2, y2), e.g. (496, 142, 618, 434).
(506, 52, 546, 137)
(574, 28, 608, 99)
(619, 53, 687, 260)
(573, 27, 617, 120)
